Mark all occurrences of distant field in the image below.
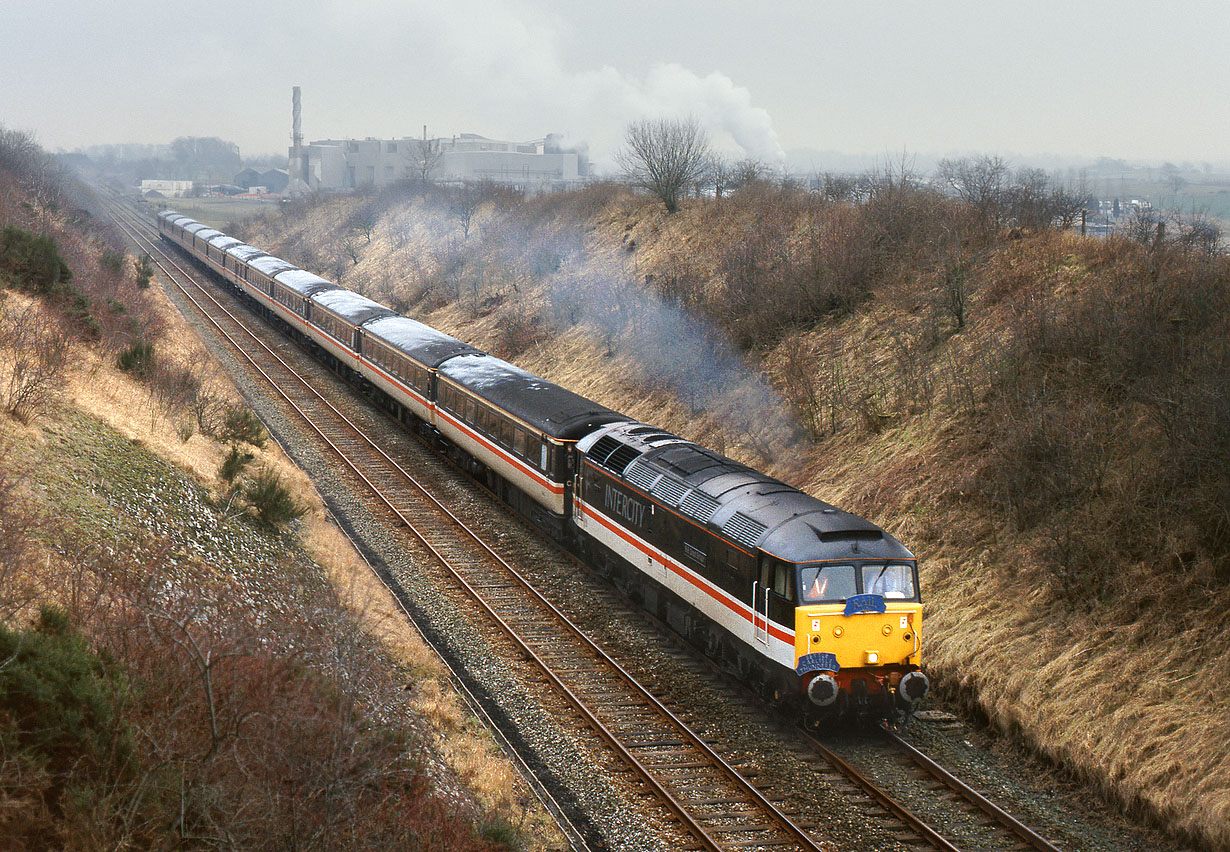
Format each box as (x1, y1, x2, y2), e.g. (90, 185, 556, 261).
(1087, 172, 1230, 224)
(139, 196, 281, 229)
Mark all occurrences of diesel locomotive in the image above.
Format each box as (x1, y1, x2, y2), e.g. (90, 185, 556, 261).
(157, 209, 929, 720)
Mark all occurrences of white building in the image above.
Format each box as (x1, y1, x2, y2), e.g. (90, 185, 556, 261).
(140, 179, 195, 198)
(287, 133, 588, 195)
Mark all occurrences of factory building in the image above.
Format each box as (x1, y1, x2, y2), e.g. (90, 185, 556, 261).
(288, 132, 588, 195)
(284, 87, 587, 196)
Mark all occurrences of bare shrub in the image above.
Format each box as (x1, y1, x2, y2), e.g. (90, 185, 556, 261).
(0, 301, 71, 422)
(778, 336, 824, 438)
(40, 544, 502, 852)
(494, 309, 549, 358)
(970, 239, 1230, 596)
(190, 372, 231, 436)
(0, 444, 40, 617)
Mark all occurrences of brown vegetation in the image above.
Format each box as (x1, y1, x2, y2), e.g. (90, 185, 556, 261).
(0, 127, 556, 851)
(246, 169, 1229, 848)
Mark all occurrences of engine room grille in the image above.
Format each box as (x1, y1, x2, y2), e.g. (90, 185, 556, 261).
(589, 435, 622, 465)
(624, 462, 659, 492)
(679, 490, 720, 524)
(652, 475, 688, 506)
(605, 444, 642, 475)
(723, 512, 767, 549)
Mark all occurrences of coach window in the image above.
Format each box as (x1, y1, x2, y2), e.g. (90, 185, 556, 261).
(514, 427, 528, 458)
(498, 418, 513, 447)
(464, 397, 476, 423)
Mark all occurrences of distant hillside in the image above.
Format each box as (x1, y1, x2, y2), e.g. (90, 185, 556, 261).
(245, 176, 1230, 850)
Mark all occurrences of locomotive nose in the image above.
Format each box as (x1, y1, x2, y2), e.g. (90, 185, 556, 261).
(897, 670, 930, 704)
(807, 673, 839, 707)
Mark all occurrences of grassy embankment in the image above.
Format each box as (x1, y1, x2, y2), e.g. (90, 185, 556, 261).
(244, 179, 1229, 850)
(0, 129, 562, 851)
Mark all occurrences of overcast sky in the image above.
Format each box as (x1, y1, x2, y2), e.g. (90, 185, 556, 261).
(3, 0, 1227, 170)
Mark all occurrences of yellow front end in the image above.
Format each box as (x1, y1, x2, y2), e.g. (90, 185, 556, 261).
(795, 603, 923, 671)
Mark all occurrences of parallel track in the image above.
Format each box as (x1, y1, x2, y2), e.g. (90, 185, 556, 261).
(103, 195, 1067, 852)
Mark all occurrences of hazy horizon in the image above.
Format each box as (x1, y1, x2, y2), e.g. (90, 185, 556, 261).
(4, 0, 1227, 170)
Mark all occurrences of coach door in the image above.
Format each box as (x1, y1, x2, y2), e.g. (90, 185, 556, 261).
(572, 468, 586, 529)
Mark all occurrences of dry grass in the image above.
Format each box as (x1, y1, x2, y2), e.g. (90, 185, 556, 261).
(241, 188, 1230, 849)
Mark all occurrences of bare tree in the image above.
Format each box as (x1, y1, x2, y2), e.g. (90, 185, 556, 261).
(449, 181, 486, 239)
(937, 155, 1009, 229)
(617, 117, 711, 213)
(1049, 185, 1092, 231)
(407, 136, 443, 186)
(706, 154, 733, 198)
(730, 157, 769, 190)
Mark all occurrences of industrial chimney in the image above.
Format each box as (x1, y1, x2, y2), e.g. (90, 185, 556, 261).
(287, 86, 309, 195)
(293, 86, 303, 151)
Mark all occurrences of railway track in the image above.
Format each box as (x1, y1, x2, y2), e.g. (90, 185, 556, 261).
(102, 194, 1068, 852)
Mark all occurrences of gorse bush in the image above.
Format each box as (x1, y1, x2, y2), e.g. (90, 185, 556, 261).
(116, 339, 155, 376)
(219, 405, 267, 447)
(219, 443, 254, 483)
(243, 467, 305, 528)
(0, 607, 132, 794)
(0, 225, 72, 293)
(134, 253, 153, 289)
(100, 250, 124, 274)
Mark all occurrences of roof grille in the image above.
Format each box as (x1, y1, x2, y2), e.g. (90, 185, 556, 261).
(605, 444, 642, 475)
(652, 476, 688, 506)
(624, 462, 659, 492)
(679, 490, 720, 524)
(589, 435, 622, 464)
(723, 512, 767, 549)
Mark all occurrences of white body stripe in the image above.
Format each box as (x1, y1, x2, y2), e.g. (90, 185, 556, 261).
(576, 501, 796, 669)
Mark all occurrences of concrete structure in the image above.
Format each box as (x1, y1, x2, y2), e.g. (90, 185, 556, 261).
(287, 132, 588, 196)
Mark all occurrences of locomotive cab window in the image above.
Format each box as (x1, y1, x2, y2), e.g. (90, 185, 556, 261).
(800, 564, 858, 604)
(861, 563, 917, 600)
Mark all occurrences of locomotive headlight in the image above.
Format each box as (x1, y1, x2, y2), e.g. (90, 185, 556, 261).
(882, 624, 893, 636)
(833, 626, 844, 638)
(865, 651, 879, 664)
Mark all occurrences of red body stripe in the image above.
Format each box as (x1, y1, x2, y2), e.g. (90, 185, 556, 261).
(577, 502, 794, 644)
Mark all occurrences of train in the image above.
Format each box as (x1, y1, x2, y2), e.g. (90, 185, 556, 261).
(156, 209, 930, 721)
